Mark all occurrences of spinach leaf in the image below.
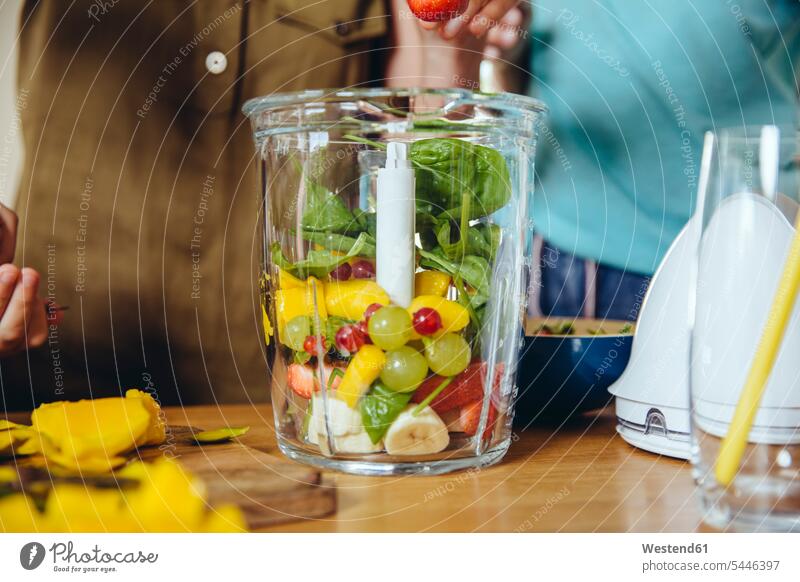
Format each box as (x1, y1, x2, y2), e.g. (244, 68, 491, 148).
(411, 138, 511, 220)
(435, 221, 493, 260)
(301, 180, 356, 233)
(302, 231, 376, 258)
(271, 232, 371, 279)
(360, 382, 413, 444)
(343, 135, 511, 221)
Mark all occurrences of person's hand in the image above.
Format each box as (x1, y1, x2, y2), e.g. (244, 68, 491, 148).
(0, 264, 49, 355)
(418, 0, 522, 41)
(0, 202, 18, 264)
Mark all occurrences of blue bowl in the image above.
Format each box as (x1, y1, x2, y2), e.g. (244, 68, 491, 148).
(514, 319, 634, 425)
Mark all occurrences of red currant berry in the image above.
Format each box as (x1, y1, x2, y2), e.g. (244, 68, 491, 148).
(328, 262, 352, 281)
(355, 321, 372, 344)
(412, 307, 443, 336)
(303, 335, 326, 354)
(335, 325, 366, 353)
(352, 260, 375, 279)
(363, 303, 383, 322)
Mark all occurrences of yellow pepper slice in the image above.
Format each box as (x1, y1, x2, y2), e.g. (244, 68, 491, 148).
(324, 280, 389, 321)
(415, 271, 451, 297)
(407, 295, 469, 337)
(275, 287, 306, 338)
(279, 268, 305, 289)
(338, 345, 386, 408)
(275, 277, 327, 342)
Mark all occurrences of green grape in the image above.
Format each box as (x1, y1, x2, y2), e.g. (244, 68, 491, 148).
(425, 333, 471, 377)
(367, 306, 412, 350)
(380, 346, 429, 392)
(284, 315, 311, 351)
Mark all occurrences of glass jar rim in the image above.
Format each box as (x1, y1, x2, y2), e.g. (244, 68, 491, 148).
(242, 87, 547, 119)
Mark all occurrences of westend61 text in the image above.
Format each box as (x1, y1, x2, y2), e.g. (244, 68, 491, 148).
(643, 543, 708, 554)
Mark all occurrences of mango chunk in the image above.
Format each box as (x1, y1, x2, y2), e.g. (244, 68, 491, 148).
(338, 345, 386, 408)
(29, 390, 165, 473)
(324, 280, 389, 321)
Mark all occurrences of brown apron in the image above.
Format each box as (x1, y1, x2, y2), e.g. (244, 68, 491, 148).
(5, 0, 389, 410)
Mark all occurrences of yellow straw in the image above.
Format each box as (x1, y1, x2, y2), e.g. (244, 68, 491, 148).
(715, 210, 800, 486)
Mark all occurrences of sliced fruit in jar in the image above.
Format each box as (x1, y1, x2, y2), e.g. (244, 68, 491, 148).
(360, 382, 413, 444)
(284, 316, 312, 352)
(408, 295, 468, 337)
(414, 270, 451, 297)
(275, 277, 327, 341)
(337, 345, 387, 408)
(368, 305, 413, 350)
(324, 280, 389, 321)
(460, 400, 497, 438)
(412, 307, 442, 336)
(275, 288, 307, 340)
(307, 395, 383, 453)
(335, 324, 366, 354)
(279, 268, 305, 289)
(363, 302, 383, 322)
(287, 363, 344, 399)
(303, 334, 326, 355)
(380, 346, 428, 392)
(384, 405, 449, 455)
(328, 262, 352, 281)
(411, 361, 503, 413)
(351, 259, 375, 279)
(424, 333, 470, 376)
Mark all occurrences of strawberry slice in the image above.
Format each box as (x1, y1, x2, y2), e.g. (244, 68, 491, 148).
(460, 400, 497, 437)
(287, 363, 343, 399)
(411, 361, 504, 413)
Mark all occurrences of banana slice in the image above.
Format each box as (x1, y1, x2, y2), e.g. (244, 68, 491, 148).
(310, 395, 362, 437)
(331, 431, 383, 454)
(384, 405, 449, 456)
(306, 395, 382, 453)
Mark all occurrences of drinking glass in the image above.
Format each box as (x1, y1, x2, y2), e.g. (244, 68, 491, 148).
(691, 126, 800, 531)
(243, 88, 545, 475)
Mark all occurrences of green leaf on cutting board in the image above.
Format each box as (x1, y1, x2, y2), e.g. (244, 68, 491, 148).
(192, 426, 250, 444)
(360, 382, 413, 444)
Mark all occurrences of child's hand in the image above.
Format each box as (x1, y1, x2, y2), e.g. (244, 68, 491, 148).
(417, 0, 522, 40)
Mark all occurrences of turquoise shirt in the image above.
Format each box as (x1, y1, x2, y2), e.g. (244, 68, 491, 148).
(529, 0, 800, 274)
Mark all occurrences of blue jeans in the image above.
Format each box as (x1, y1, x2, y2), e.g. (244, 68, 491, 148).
(532, 239, 650, 322)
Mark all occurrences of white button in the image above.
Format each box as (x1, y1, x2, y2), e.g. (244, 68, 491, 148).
(205, 51, 227, 75)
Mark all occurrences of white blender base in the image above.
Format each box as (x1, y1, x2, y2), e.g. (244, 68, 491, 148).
(614, 396, 691, 459)
(616, 421, 690, 459)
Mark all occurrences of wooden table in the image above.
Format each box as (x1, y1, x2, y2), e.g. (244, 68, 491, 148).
(167, 404, 704, 532)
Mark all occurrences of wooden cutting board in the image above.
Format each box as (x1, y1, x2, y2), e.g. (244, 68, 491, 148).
(138, 426, 336, 530)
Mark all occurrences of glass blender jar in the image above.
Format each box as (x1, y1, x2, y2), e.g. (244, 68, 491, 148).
(244, 88, 545, 475)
